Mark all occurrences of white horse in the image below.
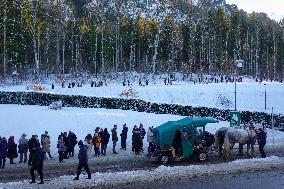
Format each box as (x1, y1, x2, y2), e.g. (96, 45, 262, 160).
(214, 127, 230, 157)
(223, 127, 257, 159)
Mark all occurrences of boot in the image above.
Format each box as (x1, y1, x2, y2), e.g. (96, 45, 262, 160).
(38, 181, 44, 184)
(29, 180, 36, 184)
(86, 175, 91, 179)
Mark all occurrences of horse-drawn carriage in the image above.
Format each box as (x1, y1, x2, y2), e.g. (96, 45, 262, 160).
(147, 117, 218, 164)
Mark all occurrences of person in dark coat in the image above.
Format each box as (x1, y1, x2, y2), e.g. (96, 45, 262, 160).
(73, 140, 91, 180)
(69, 131, 77, 157)
(132, 126, 141, 154)
(18, 133, 29, 163)
(100, 128, 110, 156)
(7, 136, 18, 164)
(139, 124, 146, 151)
(257, 128, 267, 158)
(29, 147, 44, 184)
(172, 130, 182, 157)
(111, 125, 118, 154)
(28, 135, 40, 166)
(0, 137, 8, 168)
(120, 124, 128, 150)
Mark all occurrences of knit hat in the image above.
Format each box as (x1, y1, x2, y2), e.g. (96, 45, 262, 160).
(78, 140, 83, 146)
(21, 133, 27, 138)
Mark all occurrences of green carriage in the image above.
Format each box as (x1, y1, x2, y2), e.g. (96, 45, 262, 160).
(148, 117, 218, 164)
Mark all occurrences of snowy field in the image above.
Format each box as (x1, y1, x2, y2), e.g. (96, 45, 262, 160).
(1, 80, 284, 114)
(1, 104, 284, 188)
(0, 104, 283, 155)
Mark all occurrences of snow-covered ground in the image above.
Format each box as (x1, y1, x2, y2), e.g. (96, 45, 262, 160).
(0, 155, 283, 188)
(0, 104, 283, 155)
(1, 80, 283, 114)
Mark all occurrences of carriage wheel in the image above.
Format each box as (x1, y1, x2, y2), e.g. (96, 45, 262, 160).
(198, 152, 208, 161)
(160, 155, 169, 164)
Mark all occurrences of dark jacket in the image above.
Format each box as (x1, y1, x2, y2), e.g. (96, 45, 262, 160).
(70, 133, 77, 147)
(78, 145, 88, 164)
(101, 130, 110, 145)
(7, 139, 18, 159)
(120, 126, 128, 139)
(31, 148, 44, 170)
(257, 130, 267, 146)
(0, 138, 8, 158)
(28, 138, 40, 152)
(111, 128, 118, 142)
(140, 127, 146, 139)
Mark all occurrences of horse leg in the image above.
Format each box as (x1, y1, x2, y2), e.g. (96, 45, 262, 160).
(239, 143, 244, 156)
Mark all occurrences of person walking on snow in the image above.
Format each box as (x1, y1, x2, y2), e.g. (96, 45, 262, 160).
(18, 133, 29, 163)
(111, 125, 118, 154)
(29, 147, 44, 184)
(73, 140, 91, 180)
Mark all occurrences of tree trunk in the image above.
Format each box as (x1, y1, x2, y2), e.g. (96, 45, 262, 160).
(3, 0, 7, 82)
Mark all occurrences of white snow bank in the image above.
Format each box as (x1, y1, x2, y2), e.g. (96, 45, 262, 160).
(1, 156, 283, 189)
(1, 80, 284, 114)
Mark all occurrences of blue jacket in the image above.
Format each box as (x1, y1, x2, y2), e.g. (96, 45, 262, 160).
(78, 145, 88, 164)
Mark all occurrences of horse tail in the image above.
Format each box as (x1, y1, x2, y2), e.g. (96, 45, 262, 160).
(223, 129, 230, 158)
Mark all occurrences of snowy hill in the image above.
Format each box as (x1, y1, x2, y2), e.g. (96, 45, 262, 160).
(1, 79, 283, 114)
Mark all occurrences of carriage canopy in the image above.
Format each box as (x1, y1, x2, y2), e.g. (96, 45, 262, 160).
(153, 117, 219, 147)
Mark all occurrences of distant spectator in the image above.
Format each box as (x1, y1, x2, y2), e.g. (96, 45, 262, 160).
(145, 79, 149, 86)
(100, 128, 110, 156)
(19, 133, 28, 163)
(72, 82, 76, 88)
(61, 79, 65, 88)
(120, 124, 128, 150)
(68, 83, 71, 88)
(51, 84, 55, 90)
(7, 136, 17, 164)
(57, 135, 66, 163)
(111, 125, 118, 154)
(0, 137, 8, 168)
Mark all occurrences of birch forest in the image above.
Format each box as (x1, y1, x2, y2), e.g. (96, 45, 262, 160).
(0, 0, 283, 81)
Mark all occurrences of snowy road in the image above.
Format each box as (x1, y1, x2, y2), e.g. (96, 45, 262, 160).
(128, 168, 284, 189)
(0, 146, 284, 188)
(2, 155, 284, 189)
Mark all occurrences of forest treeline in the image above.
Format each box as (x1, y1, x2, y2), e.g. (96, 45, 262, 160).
(0, 0, 283, 81)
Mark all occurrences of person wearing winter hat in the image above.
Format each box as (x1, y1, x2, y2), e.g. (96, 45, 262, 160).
(19, 133, 29, 163)
(74, 140, 91, 180)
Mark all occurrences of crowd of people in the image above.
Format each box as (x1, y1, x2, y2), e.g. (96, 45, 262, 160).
(0, 123, 268, 184)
